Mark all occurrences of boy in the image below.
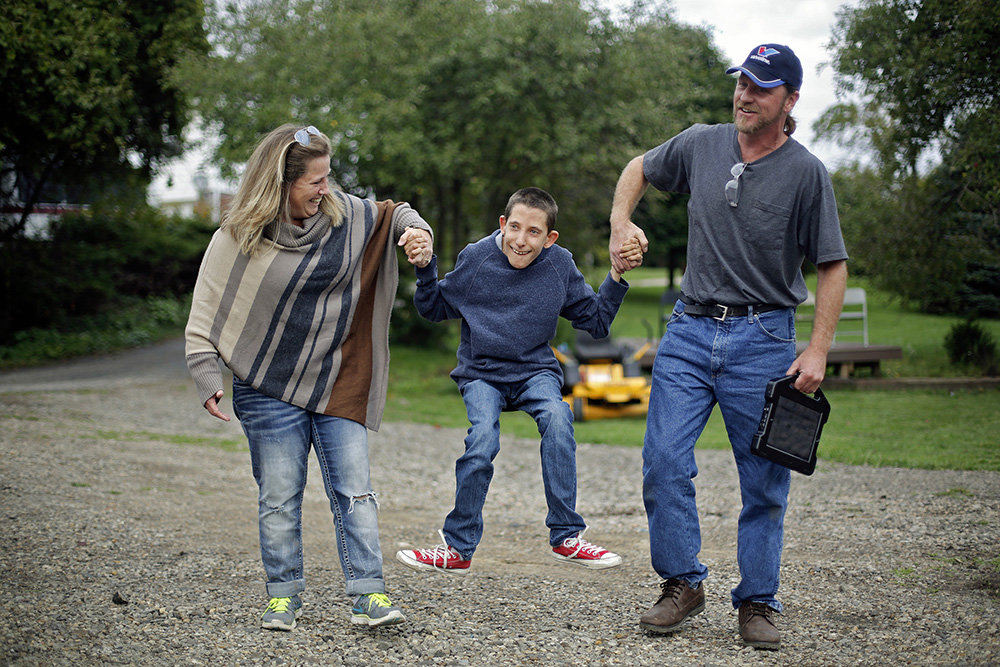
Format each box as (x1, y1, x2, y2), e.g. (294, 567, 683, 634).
(396, 187, 641, 574)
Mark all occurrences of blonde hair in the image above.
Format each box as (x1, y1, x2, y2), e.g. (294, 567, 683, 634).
(221, 123, 345, 256)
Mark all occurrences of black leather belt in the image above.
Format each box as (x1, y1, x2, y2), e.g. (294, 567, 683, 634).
(680, 295, 783, 319)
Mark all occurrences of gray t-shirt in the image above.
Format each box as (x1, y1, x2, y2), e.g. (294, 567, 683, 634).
(643, 123, 848, 307)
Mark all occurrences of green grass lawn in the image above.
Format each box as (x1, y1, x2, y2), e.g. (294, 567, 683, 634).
(386, 344, 1000, 471)
(386, 271, 1000, 472)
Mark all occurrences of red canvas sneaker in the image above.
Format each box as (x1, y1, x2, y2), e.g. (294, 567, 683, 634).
(552, 532, 622, 569)
(396, 531, 471, 575)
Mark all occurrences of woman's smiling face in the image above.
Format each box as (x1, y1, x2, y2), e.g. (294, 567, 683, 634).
(288, 156, 330, 222)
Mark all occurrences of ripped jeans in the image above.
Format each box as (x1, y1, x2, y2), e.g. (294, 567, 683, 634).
(232, 378, 385, 598)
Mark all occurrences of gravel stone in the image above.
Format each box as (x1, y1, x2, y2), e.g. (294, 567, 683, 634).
(0, 338, 998, 664)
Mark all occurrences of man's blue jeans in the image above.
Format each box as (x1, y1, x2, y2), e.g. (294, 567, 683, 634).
(232, 378, 385, 598)
(642, 302, 796, 612)
(443, 372, 587, 559)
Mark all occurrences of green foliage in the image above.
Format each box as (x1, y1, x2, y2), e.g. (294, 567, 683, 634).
(176, 0, 732, 266)
(819, 0, 1000, 315)
(822, 0, 1000, 175)
(0, 0, 208, 236)
(830, 164, 999, 316)
(632, 191, 688, 276)
(944, 320, 998, 375)
(0, 201, 214, 344)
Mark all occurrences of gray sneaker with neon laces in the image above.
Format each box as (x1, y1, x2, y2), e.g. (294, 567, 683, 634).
(351, 593, 405, 627)
(260, 595, 302, 631)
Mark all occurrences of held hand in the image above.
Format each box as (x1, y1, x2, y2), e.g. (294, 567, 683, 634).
(611, 237, 644, 282)
(609, 221, 648, 273)
(204, 390, 231, 422)
(398, 228, 432, 268)
(786, 346, 827, 394)
(620, 237, 644, 269)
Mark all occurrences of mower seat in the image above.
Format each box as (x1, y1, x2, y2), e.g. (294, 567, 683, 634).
(573, 331, 626, 364)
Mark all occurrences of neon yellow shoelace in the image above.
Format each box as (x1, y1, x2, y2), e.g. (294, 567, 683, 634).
(266, 597, 292, 613)
(366, 593, 392, 608)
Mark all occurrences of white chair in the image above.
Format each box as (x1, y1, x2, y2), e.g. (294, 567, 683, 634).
(796, 287, 870, 347)
(834, 287, 869, 346)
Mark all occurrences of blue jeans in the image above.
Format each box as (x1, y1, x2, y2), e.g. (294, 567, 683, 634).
(642, 302, 796, 611)
(232, 378, 384, 598)
(443, 372, 587, 559)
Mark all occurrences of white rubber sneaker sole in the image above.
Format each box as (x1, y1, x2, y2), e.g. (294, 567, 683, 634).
(261, 606, 303, 631)
(551, 551, 623, 569)
(395, 550, 471, 575)
(351, 609, 406, 627)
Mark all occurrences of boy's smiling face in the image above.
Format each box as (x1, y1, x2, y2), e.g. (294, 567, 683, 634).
(498, 203, 559, 269)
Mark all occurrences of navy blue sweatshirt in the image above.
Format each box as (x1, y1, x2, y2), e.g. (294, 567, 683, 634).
(414, 230, 628, 386)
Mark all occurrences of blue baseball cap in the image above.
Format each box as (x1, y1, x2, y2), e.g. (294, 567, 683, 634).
(726, 44, 803, 91)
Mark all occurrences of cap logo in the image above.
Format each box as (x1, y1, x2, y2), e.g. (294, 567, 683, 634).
(750, 45, 781, 65)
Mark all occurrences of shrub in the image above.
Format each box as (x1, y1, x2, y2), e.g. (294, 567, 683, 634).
(944, 320, 999, 375)
(0, 294, 191, 367)
(0, 202, 214, 344)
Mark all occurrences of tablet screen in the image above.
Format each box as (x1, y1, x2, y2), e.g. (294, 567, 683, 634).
(767, 397, 823, 461)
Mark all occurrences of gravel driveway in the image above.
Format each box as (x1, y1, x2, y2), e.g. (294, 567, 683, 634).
(1, 338, 998, 664)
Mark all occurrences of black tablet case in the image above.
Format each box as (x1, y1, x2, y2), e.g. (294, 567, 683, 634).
(751, 375, 831, 475)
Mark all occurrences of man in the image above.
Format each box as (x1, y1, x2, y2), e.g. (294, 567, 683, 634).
(608, 44, 848, 650)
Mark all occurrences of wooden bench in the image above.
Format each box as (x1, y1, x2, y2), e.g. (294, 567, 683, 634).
(796, 288, 903, 377)
(795, 341, 903, 378)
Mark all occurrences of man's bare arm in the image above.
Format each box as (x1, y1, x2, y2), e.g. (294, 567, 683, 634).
(608, 155, 650, 273)
(787, 259, 848, 393)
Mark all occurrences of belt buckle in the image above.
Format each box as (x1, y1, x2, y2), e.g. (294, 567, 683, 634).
(713, 305, 729, 321)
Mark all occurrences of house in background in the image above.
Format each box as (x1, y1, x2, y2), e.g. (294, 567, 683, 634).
(147, 142, 234, 224)
(1, 166, 90, 239)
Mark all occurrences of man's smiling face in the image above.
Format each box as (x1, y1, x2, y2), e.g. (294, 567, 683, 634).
(732, 74, 798, 136)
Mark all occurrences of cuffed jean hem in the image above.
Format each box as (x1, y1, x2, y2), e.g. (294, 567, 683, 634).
(549, 526, 587, 548)
(265, 579, 305, 598)
(345, 577, 385, 597)
(678, 575, 705, 588)
(732, 596, 783, 613)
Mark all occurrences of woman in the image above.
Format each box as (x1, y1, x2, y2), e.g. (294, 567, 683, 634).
(185, 123, 432, 630)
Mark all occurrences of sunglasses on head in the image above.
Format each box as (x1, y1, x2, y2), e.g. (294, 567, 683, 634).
(293, 125, 320, 146)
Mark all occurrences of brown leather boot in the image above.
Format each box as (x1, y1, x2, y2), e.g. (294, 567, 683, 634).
(639, 578, 705, 634)
(738, 601, 781, 650)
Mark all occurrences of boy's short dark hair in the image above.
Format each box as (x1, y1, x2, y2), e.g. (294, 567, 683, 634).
(504, 187, 558, 231)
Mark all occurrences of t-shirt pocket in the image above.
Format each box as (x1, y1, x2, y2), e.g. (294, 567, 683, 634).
(741, 199, 792, 250)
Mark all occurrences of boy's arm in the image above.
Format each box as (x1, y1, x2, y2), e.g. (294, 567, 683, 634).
(560, 264, 629, 340)
(413, 255, 462, 322)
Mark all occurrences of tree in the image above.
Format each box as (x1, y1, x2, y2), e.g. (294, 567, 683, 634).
(177, 0, 733, 264)
(0, 0, 208, 238)
(817, 0, 1000, 315)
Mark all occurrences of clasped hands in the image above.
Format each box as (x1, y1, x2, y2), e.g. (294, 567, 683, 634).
(398, 228, 433, 268)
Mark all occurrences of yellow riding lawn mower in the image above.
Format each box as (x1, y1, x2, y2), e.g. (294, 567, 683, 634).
(553, 331, 652, 422)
